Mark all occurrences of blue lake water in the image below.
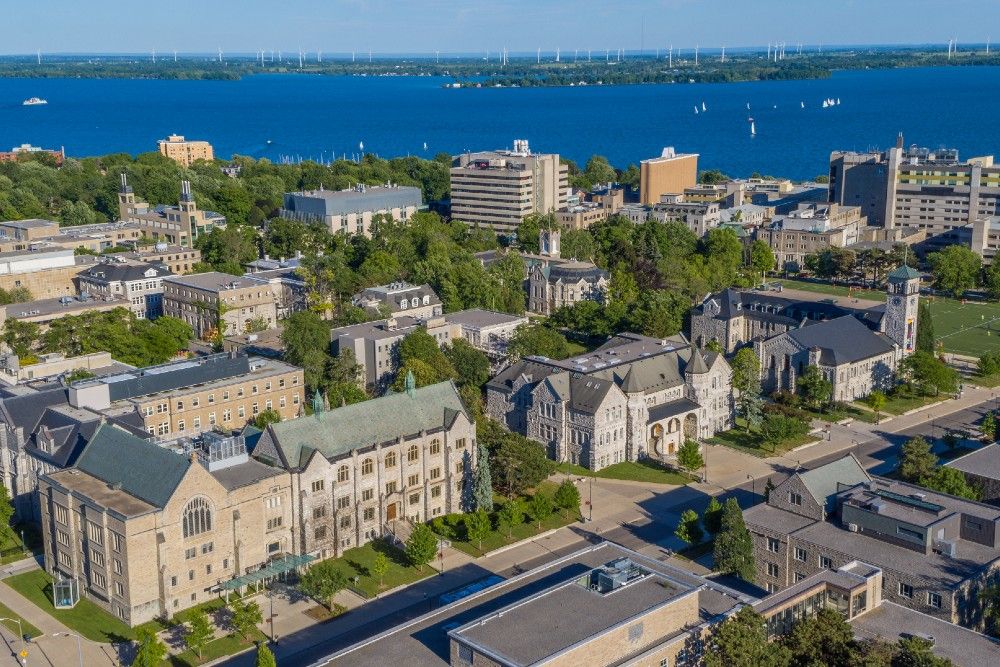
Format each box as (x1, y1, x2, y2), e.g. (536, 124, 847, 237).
(1, 66, 999, 179)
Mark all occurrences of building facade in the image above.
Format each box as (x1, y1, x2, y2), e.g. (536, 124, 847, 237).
(118, 176, 225, 248)
(352, 282, 442, 320)
(77, 259, 173, 319)
(280, 185, 422, 237)
(0, 248, 100, 298)
(639, 147, 699, 206)
(157, 134, 215, 166)
(163, 272, 279, 339)
(754, 203, 865, 271)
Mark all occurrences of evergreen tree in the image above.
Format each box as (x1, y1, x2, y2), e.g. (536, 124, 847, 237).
(676, 439, 705, 472)
(983, 411, 997, 442)
(713, 498, 755, 582)
(703, 496, 723, 535)
(0, 483, 13, 541)
(898, 436, 937, 483)
(916, 301, 936, 353)
(405, 523, 439, 571)
(763, 478, 776, 502)
(472, 443, 494, 512)
(737, 378, 765, 433)
(183, 607, 215, 659)
(553, 479, 581, 518)
(255, 642, 278, 667)
(675, 509, 704, 544)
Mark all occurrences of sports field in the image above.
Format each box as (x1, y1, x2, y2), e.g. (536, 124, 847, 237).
(774, 279, 1000, 358)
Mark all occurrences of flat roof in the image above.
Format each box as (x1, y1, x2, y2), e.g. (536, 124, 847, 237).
(46, 467, 156, 518)
(163, 271, 267, 291)
(2, 295, 130, 319)
(444, 309, 525, 329)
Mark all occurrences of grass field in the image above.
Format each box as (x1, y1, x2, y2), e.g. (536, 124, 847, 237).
(0, 600, 41, 638)
(306, 539, 433, 599)
(775, 278, 1000, 357)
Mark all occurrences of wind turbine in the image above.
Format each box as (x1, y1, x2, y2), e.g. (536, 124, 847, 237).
(37, 50, 41, 65)
(218, 47, 223, 63)
(152, 49, 156, 63)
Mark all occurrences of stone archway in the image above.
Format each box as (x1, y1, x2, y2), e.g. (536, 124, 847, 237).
(684, 413, 698, 440)
(649, 423, 664, 455)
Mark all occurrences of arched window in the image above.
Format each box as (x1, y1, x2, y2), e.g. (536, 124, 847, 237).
(407, 444, 419, 463)
(337, 465, 350, 483)
(361, 458, 374, 476)
(385, 451, 397, 468)
(182, 497, 212, 538)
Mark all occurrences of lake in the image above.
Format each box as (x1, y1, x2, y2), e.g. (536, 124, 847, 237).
(2, 66, 1000, 179)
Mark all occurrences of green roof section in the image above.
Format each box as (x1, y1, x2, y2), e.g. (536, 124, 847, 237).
(799, 454, 870, 510)
(75, 423, 191, 509)
(888, 265, 921, 281)
(265, 380, 468, 468)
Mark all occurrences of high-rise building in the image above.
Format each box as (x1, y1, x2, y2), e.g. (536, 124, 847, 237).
(450, 139, 568, 232)
(157, 134, 214, 166)
(639, 147, 699, 206)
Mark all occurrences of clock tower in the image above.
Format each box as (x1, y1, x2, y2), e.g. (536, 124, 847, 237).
(884, 265, 921, 356)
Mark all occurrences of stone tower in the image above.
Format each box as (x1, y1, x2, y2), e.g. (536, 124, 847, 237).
(117, 173, 136, 213)
(621, 367, 647, 462)
(884, 265, 920, 356)
(539, 227, 561, 258)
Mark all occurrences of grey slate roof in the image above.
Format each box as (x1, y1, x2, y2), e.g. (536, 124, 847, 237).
(648, 398, 701, 422)
(163, 271, 267, 292)
(798, 454, 870, 509)
(75, 354, 252, 402)
(945, 443, 1000, 481)
(74, 423, 190, 509)
(0, 386, 70, 436)
(695, 287, 887, 331)
(785, 316, 896, 365)
(259, 381, 467, 469)
(79, 261, 172, 283)
(25, 406, 103, 468)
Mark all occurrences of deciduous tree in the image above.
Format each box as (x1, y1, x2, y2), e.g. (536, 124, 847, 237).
(553, 479, 581, 518)
(527, 491, 554, 529)
(928, 245, 981, 297)
(464, 509, 492, 550)
(705, 606, 789, 667)
(675, 508, 704, 544)
(405, 523, 438, 571)
(676, 439, 705, 472)
(183, 607, 215, 659)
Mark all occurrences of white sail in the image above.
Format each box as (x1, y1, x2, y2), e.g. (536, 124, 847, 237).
(801, 101, 805, 108)
(359, 141, 364, 151)
(701, 101, 707, 111)
(694, 106, 699, 114)
(750, 121, 756, 136)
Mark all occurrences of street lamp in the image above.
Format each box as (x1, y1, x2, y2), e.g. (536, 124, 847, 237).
(747, 474, 756, 502)
(54, 632, 84, 667)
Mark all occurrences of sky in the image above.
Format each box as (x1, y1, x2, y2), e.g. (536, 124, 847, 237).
(3, 0, 1000, 56)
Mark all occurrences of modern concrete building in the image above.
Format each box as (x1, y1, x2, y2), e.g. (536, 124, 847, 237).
(157, 134, 215, 166)
(77, 258, 173, 319)
(744, 454, 1000, 630)
(487, 333, 732, 471)
(118, 176, 225, 248)
(0, 144, 64, 165)
(38, 424, 296, 626)
(163, 272, 278, 339)
(639, 147, 699, 206)
(280, 184, 422, 237)
(253, 380, 475, 559)
(352, 282, 442, 320)
(754, 203, 865, 271)
(450, 139, 568, 232)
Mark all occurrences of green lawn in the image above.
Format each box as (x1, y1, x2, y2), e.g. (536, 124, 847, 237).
(0, 599, 41, 638)
(555, 460, 695, 486)
(707, 420, 819, 458)
(773, 278, 886, 302)
(434, 504, 580, 558)
(168, 628, 266, 667)
(801, 402, 879, 424)
(860, 389, 945, 416)
(305, 539, 433, 599)
(1, 525, 41, 565)
(3, 570, 137, 642)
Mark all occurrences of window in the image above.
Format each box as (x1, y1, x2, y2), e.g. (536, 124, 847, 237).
(362, 489, 374, 501)
(429, 440, 441, 455)
(336, 496, 350, 510)
(788, 492, 803, 506)
(171, 575, 177, 587)
(455, 438, 467, 449)
(409, 492, 421, 505)
(267, 517, 283, 531)
(55, 504, 68, 525)
(87, 521, 104, 545)
(794, 547, 807, 562)
(185, 547, 197, 559)
(265, 496, 281, 509)
(91, 548, 105, 566)
(115, 581, 125, 597)
(431, 485, 442, 499)
(313, 506, 327, 519)
(93, 572, 107, 589)
(767, 537, 780, 553)
(386, 481, 397, 495)
(182, 498, 212, 538)
(767, 562, 779, 577)
(114, 559, 123, 575)
(311, 480, 325, 493)
(819, 555, 832, 569)
(455, 461, 464, 474)
(189, 570, 195, 581)
(57, 531, 70, 547)
(338, 465, 350, 483)
(385, 452, 397, 468)
(362, 458, 374, 476)
(899, 582, 914, 599)
(794, 571, 807, 583)
(340, 515, 351, 529)
(928, 592, 942, 608)
(408, 474, 420, 487)
(201, 542, 214, 555)
(314, 526, 327, 541)
(408, 444, 419, 462)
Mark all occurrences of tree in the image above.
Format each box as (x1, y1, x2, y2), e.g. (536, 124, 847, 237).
(704, 606, 789, 667)
(398, 328, 456, 380)
(730, 348, 761, 394)
(985, 258, 1000, 302)
(444, 338, 490, 388)
(508, 322, 571, 360)
(480, 421, 555, 497)
(464, 509, 492, 550)
(897, 436, 938, 484)
(797, 365, 832, 408)
(703, 496, 724, 535)
(0, 484, 13, 541)
(497, 497, 526, 539)
(405, 523, 438, 571)
(901, 351, 959, 396)
(923, 466, 981, 500)
(782, 608, 858, 667)
(763, 478, 776, 502)
(980, 581, 1000, 637)
(916, 301, 935, 354)
(299, 560, 349, 609)
(133, 626, 168, 667)
(281, 310, 330, 390)
(553, 479, 581, 518)
(895, 637, 952, 667)
(699, 169, 730, 185)
(928, 245, 981, 297)
(253, 408, 282, 429)
(867, 390, 887, 424)
(2, 319, 40, 358)
(527, 491, 554, 529)
(983, 411, 997, 442)
(255, 642, 278, 667)
(183, 607, 215, 659)
(675, 508, 704, 544)
(761, 413, 810, 451)
(230, 598, 263, 641)
(713, 498, 755, 582)
(749, 239, 776, 283)
(676, 439, 705, 472)
(979, 351, 1000, 378)
(472, 443, 494, 512)
(371, 552, 390, 592)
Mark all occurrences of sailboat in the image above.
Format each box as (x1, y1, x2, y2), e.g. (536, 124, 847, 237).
(822, 99, 829, 108)
(694, 106, 699, 114)
(701, 101, 707, 112)
(746, 102, 751, 110)
(423, 142, 428, 151)
(836, 98, 841, 105)
(359, 141, 364, 151)
(749, 117, 756, 136)
(800, 101, 805, 108)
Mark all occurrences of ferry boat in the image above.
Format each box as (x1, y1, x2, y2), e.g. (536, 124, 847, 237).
(22, 97, 48, 106)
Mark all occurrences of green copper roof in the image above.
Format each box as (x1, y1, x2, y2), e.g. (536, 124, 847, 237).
(888, 265, 921, 281)
(265, 380, 467, 468)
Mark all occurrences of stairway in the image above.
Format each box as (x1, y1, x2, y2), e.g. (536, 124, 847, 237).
(385, 519, 414, 548)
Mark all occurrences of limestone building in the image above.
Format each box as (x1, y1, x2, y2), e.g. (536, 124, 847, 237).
(754, 203, 865, 271)
(280, 184, 422, 237)
(118, 176, 225, 248)
(162, 272, 279, 339)
(352, 282, 442, 320)
(527, 229, 609, 315)
(77, 258, 173, 319)
(252, 380, 475, 559)
(157, 134, 215, 166)
(38, 424, 295, 626)
(487, 333, 732, 471)
(0, 247, 100, 298)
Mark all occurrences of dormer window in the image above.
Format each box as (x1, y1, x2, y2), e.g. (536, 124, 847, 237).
(422, 295, 430, 305)
(400, 298, 408, 309)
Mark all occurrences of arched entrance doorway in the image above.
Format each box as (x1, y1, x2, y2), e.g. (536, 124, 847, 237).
(684, 413, 698, 440)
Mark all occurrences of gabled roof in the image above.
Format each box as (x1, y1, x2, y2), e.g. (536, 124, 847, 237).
(25, 407, 103, 468)
(799, 454, 870, 509)
(784, 316, 896, 365)
(0, 386, 71, 436)
(74, 423, 190, 509)
(687, 348, 709, 374)
(260, 381, 468, 469)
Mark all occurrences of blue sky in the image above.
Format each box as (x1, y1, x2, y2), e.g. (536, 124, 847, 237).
(4, 0, 1000, 55)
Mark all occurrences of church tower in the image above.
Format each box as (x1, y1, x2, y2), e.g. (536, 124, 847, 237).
(117, 173, 136, 218)
(884, 265, 920, 355)
(539, 227, 561, 258)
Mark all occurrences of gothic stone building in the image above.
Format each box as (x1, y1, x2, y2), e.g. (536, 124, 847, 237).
(486, 333, 732, 471)
(252, 380, 475, 560)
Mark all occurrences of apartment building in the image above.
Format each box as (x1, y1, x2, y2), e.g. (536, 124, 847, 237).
(450, 139, 568, 232)
(639, 147, 699, 206)
(754, 203, 865, 271)
(77, 259, 173, 319)
(68, 352, 303, 437)
(38, 424, 295, 626)
(352, 282, 442, 320)
(118, 176, 225, 247)
(163, 272, 278, 339)
(0, 144, 65, 165)
(280, 184, 422, 237)
(649, 194, 722, 236)
(487, 333, 732, 471)
(253, 380, 475, 559)
(0, 247, 100, 298)
(157, 134, 215, 166)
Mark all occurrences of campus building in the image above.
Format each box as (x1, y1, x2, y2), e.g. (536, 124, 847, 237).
(252, 380, 475, 559)
(639, 147, 699, 206)
(280, 184, 423, 237)
(0, 144, 65, 165)
(162, 272, 279, 339)
(0, 247, 101, 298)
(157, 134, 215, 166)
(118, 176, 225, 247)
(77, 258, 173, 319)
(450, 140, 568, 232)
(487, 333, 732, 471)
(753, 203, 866, 271)
(526, 229, 609, 315)
(352, 282, 442, 320)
